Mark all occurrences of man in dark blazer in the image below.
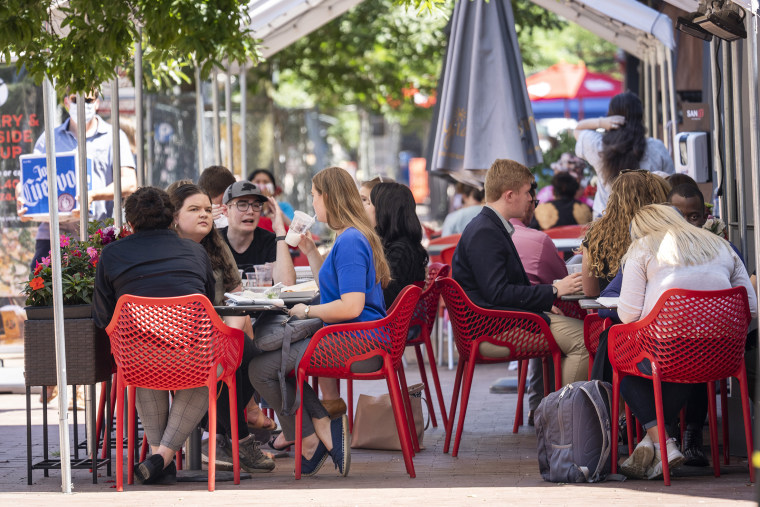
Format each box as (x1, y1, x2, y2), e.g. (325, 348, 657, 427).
(452, 158, 588, 387)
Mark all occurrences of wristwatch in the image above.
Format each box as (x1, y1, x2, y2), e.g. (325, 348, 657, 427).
(552, 285, 558, 297)
(304, 305, 310, 318)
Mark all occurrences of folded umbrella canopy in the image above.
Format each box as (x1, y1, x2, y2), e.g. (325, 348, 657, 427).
(430, 0, 542, 187)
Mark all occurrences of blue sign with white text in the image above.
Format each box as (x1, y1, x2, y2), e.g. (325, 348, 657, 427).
(20, 151, 92, 218)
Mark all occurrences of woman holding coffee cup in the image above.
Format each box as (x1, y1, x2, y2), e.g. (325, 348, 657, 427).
(247, 166, 391, 477)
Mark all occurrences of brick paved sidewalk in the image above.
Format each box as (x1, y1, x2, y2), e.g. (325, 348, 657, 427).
(0, 359, 754, 506)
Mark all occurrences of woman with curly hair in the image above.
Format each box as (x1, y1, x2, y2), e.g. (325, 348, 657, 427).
(574, 91, 674, 217)
(581, 170, 670, 297)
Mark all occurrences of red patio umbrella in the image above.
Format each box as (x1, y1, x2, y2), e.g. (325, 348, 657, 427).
(526, 61, 622, 101)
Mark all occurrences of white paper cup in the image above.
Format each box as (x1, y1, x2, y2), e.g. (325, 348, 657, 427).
(567, 263, 583, 275)
(285, 210, 315, 247)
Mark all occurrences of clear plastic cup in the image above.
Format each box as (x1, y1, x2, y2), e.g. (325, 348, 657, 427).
(567, 263, 583, 275)
(285, 211, 316, 247)
(254, 264, 273, 287)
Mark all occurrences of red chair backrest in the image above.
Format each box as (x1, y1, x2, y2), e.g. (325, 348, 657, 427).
(106, 294, 244, 390)
(608, 287, 751, 382)
(553, 298, 587, 320)
(583, 313, 611, 356)
(436, 277, 558, 361)
(410, 264, 451, 340)
(543, 224, 588, 239)
(300, 285, 422, 375)
(440, 245, 456, 268)
(428, 234, 461, 264)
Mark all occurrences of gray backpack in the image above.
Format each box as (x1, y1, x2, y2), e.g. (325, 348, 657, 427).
(535, 380, 617, 483)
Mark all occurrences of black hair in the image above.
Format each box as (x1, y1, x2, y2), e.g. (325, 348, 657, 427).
(248, 168, 277, 187)
(124, 187, 174, 231)
(370, 182, 429, 260)
(601, 91, 647, 182)
(168, 183, 240, 291)
(668, 183, 705, 204)
(551, 172, 580, 199)
(665, 172, 698, 189)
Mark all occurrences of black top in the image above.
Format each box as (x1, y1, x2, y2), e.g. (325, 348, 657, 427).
(93, 229, 215, 329)
(452, 207, 553, 321)
(383, 239, 427, 308)
(218, 226, 277, 273)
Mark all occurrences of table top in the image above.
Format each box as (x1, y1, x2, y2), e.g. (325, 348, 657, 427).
(552, 238, 583, 251)
(560, 293, 586, 301)
(214, 304, 288, 316)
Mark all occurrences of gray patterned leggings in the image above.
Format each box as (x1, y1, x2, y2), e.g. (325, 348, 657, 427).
(135, 386, 209, 451)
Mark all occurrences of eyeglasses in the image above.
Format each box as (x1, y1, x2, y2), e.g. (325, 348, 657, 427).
(531, 199, 540, 207)
(69, 95, 98, 104)
(620, 169, 649, 175)
(234, 200, 263, 212)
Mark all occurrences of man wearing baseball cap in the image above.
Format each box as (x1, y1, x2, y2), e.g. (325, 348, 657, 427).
(218, 181, 296, 285)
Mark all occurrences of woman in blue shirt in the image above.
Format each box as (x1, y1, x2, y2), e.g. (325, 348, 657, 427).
(248, 166, 390, 478)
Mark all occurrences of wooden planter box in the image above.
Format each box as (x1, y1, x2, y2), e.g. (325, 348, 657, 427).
(23, 305, 112, 386)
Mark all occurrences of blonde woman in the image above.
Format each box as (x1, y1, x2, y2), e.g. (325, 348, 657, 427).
(617, 204, 757, 480)
(581, 170, 670, 297)
(248, 166, 391, 478)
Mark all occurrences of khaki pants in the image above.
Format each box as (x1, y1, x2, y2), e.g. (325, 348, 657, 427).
(479, 313, 588, 387)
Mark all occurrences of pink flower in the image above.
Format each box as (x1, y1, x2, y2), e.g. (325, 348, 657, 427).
(86, 247, 98, 259)
(60, 234, 70, 247)
(41, 256, 51, 267)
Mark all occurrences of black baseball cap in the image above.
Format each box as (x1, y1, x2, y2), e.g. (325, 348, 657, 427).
(223, 181, 268, 205)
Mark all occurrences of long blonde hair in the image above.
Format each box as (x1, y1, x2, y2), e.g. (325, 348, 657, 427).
(313, 167, 391, 288)
(584, 170, 670, 279)
(624, 204, 730, 266)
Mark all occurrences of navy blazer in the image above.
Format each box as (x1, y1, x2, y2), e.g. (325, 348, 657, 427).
(452, 206, 554, 317)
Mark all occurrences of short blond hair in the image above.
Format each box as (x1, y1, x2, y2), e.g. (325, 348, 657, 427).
(484, 159, 534, 203)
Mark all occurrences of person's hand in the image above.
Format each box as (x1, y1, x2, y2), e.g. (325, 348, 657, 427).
(297, 233, 318, 256)
(552, 272, 583, 297)
(268, 196, 287, 236)
(15, 182, 32, 222)
(603, 115, 626, 130)
(211, 203, 227, 222)
(288, 303, 309, 319)
(550, 305, 565, 316)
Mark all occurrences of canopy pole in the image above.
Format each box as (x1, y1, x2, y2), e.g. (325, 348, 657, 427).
(730, 41, 747, 258)
(722, 42, 737, 246)
(225, 68, 233, 170)
(76, 93, 88, 238)
(709, 38, 725, 221)
(658, 45, 669, 151)
(111, 78, 123, 230)
(649, 50, 658, 140)
(643, 53, 651, 133)
(195, 66, 205, 177)
(240, 70, 247, 181)
(134, 26, 145, 187)
(666, 49, 677, 148)
(212, 70, 221, 166)
(43, 76, 72, 494)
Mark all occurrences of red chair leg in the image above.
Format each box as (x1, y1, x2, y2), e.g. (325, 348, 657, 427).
(513, 359, 529, 433)
(720, 379, 730, 465)
(347, 379, 354, 432)
(611, 371, 620, 474)
(414, 344, 438, 428)
(227, 377, 240, 485)
(423, 336, 448, 429)
(625, 404, 634, 456)
(398, 367, 420, 454)
(737, 366, 755, 482)
(452, 351, 478, 457)
(652, 369, 671, 486)
(385, 364, 416, 478)
(127, 386, 136, 486)
(443, 359, 465, 454)
(706, 380, 721, 477)
(115, 378, 124, 492)
(176, 449, 182, 470)
(139, 433, 148, 462)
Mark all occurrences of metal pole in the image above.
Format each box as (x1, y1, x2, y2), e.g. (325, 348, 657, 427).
(731, 41, 748, 258)
(658, 45, 669, 151)
(225, 67, 233, 169)
(145, 95, 153, 186)
(723, 42, 737, 244)
(134, 26, 145, 186)
(709, 38, 725, 221)
(111, 79, 123, 230)
(43, 76, 72, 494)
(666, 49, 677, 149)
(195, 66, 205, 177)
(240, 70, 247, 181)
(643, 54, 651, 133)
(650, 51, 658, 141)
(212, 70, 221, 165)
(76, 93, 88, 238)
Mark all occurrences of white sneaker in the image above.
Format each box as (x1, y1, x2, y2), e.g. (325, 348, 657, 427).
(620, 434, 654, 479)
(647, 437, 686, 480)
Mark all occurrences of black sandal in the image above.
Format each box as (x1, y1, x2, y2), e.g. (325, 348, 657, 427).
(267, 433, 293, 452)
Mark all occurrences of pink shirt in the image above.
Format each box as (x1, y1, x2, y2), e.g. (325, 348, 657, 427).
(509, 218, 568, 285)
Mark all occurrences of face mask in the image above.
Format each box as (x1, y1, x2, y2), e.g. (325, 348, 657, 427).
(68, 102, 96, 124)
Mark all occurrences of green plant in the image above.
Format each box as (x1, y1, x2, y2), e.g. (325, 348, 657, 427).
(22, 219, 130, 307)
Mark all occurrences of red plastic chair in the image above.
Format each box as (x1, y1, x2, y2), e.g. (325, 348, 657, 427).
(608, 287, 754, 485)
(543, 224, 589, 239)
(295, 285, 422, 479)
(437, 277, 562, 456)
(404, 263, 450, 429)
(106, 294, 244, 492)
(440, 245, 456, 268)
(583, 313, 612, 379)
(428, 234, 461, 264)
